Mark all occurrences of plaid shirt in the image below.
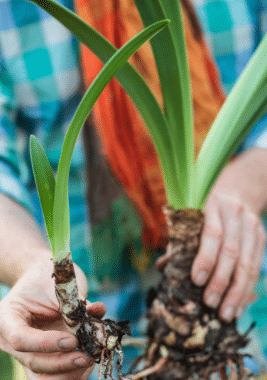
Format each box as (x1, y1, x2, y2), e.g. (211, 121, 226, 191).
(0, 0, 94, 276)
(1, 0, 267, 375)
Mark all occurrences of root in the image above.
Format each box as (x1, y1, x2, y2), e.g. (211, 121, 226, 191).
(128, 354, 146, 375)
(122, 337, 148, 347)
(219, 366, 228, 380)
(146, 341, 158, 367)
(128, 356, 255, 380)
(98, 344, 125, 380)
(99, 349, 106, 380)
(52, 252, 131, 379)
(229, 359, 238, 380)
(53, 210, 257, 380)
(104, 351, 115, 380)
(127, 208, 256, 380)
(116, 343, 124, 379)
(127, 357, 168, 380)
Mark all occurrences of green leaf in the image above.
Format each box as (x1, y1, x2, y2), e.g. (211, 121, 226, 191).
(30, 0, 267, 219)
(28, 0, 182, 208)
(195, 33, 267, 208)
(30, 135, 55, 253)
(52, 20, 170, 260)
(133, 0, 194, 206)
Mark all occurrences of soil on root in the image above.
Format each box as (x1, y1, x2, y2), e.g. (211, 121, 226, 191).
(127, 207, 254, 380)
(53, 254, 131, 378)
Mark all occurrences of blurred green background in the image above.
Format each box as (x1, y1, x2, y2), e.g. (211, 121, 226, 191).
(0, 350, 27, 380)
(0, 286, 27, 380)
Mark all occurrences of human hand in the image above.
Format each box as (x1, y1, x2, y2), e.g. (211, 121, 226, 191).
(191, 190, 266, 322)
(0, 258, 106, 380)
(158, 149, 267, 323)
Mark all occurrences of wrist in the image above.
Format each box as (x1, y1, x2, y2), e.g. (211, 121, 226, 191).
(212, 148, 267, 216)
(14, 248, 53, 284)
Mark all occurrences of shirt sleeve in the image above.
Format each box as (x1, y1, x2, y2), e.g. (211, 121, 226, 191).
(0, 64, 35, 214)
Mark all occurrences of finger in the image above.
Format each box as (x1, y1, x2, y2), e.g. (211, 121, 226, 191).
(191, 195, 223, 286)
(13, 349, 93, 374)
(24, 362, 93, 379)
(86, 301, 106, 319)
(219, 209, 258, 321)
(235, 279, 255, 318)
(1, 314, 78, 353)
(204, 196, 243, 308)
(236, 223, 266, 317)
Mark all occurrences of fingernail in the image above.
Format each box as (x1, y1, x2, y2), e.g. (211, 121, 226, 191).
(195, 270, 208, 286)
(206, 293, 219, 308)
(236, 307, 244, 318)
(59, 338, 77, 350)
(74, 357, 89, 367)
(222, 307, 234, 321)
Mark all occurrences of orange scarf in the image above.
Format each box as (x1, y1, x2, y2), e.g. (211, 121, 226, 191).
(75, 0, 225, 248)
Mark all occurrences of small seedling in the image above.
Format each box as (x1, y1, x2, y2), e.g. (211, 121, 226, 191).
(29, 13, 169, 377)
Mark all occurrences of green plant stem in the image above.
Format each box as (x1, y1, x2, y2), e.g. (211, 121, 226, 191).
(134, 0, 194, 208)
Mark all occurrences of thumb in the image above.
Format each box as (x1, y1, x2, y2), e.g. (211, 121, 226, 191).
(86, 300, 106, 319)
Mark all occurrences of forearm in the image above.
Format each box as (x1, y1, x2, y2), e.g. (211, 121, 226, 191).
(0, 193, 51, 287)
(211, 147, 267, 215)
(191, 147, 267, 321)
(0, 194, 98, 379)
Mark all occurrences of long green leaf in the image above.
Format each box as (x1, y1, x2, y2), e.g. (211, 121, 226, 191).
(195, 33, 267, 208)
(52, 20, 170, 259)
(133, 0, 194, 206)
(160, 0, 194, 205)
(28, 0, 183, 208)
(30, 135, 56, 252)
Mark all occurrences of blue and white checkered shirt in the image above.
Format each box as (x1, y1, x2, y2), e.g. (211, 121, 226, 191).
(0, 0, 93, 276)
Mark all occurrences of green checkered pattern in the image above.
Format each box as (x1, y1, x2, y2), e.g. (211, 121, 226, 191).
(194, 0, 267, 93)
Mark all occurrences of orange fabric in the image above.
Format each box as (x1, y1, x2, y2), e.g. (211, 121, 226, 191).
(75, 0, 225, 247)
